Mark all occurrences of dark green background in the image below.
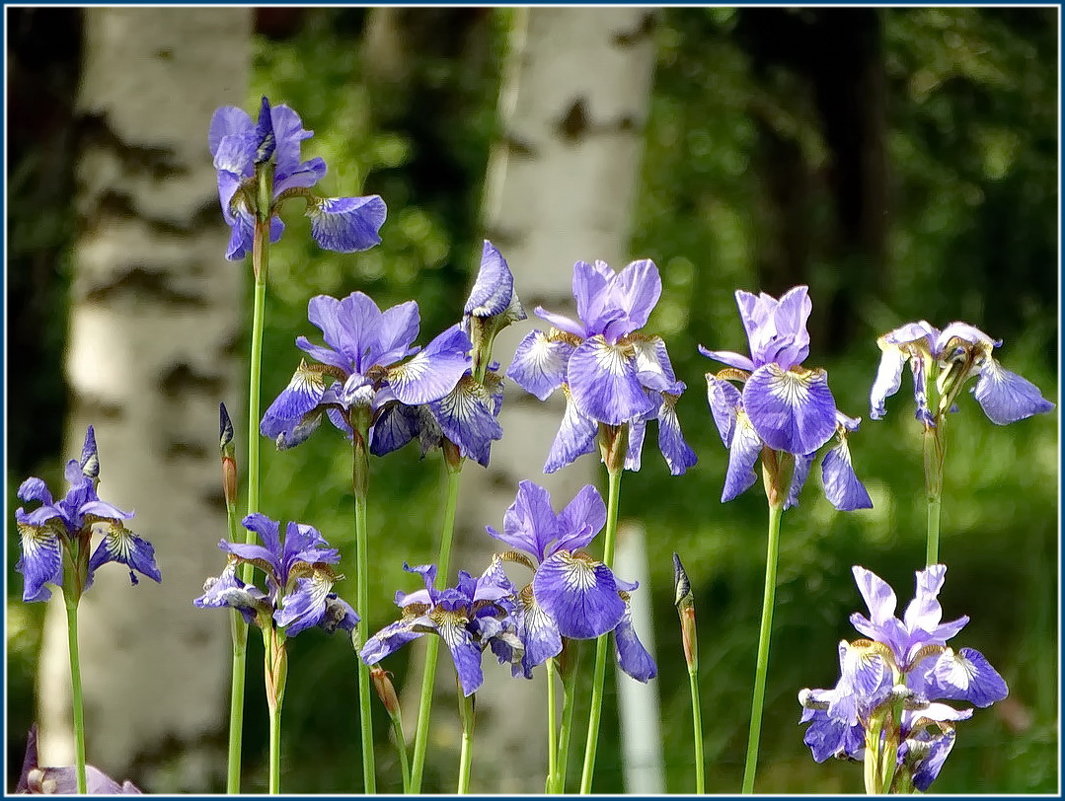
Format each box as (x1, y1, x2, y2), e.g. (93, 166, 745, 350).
(7, 7, 1058, 794)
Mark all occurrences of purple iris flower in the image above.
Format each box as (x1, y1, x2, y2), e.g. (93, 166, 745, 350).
(507, 259, 697, 476)
(261, 292, 473, 451)
(798, 564, 1007, 790)
(700, 286, 872, 510)
(871, 320, 1054, 427)
(371, 243, 525, 467)
(209, 96, 386, 260)
(194, 513, 358, 638)
(15, 427, 160, 602)
(486, 480, 657, 682)
(17, 725, 142, 794)
(360, 561, 522, 697)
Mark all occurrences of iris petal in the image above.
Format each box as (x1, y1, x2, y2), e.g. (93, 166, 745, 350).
(533, 552, 625, 640)
(821, 439, 873, 511)
(931, 647, 1009, 708)
(567, 336, 654, 425)
(704, 374, 743, 447)
(544, 391, 598, 473)
(507, 330, 575, 401)
(785, 452, 816, 510)
(657, 395, 697, 476)
(973, 359, 1055, 425)
(465, 240, 516, 318)
(613, 606, 657, 682)
(870, 343, 907, 420)
(428, 376, 503, 467)
(16, 525, 63, 602)
(388, 325, 472, 405)
(722, 412, 762, 503)
(361, 619, 425, 664)
(309, 195, 387, 253)
(743, 364, 837, 455)
(260, 362, 327, 440)
(87, 526, 162, 584)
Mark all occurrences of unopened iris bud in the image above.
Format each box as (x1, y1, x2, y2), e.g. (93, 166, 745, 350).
(219, 403, 238, 508)
(673, 552, 698, 671)
(370, 665, 401, 718)
(79, 426, 99, 480)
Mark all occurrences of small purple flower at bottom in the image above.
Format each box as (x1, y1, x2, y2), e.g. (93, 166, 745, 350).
(17, 724, 142, 794)
(486, 480, 657, 683)
(700, 286, 872, 510)
(798, 564, 1007, 791)
(870, 320, 1054, 427)
(194, 513, 358, 638)
(360, 561, 522, 697)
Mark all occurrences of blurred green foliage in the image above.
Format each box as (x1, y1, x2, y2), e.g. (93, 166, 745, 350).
(7, 6, 1057, 795)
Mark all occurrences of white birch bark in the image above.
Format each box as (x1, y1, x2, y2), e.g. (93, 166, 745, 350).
(406, 8, 660, 792)
(37, 8, 251, 791)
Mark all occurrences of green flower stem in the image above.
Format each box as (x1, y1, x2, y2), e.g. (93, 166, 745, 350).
(390, 712, 411, 795)
(688, 665, 705, 794)
(62, 588, 87, 795)
(225, 494, 247, 794)
(555, 644, 580, 793)
(545, 658, 559, 793)
(923, 423, 946, 566)
(457, 692, 476, 794)
(741, 502, 783, 794)
(263, 627, 288, 795)
(409, 462, 464, 793)
(578, 465, 623, 794)
(247, 220, 268, 519)
(352, 427, 377, 794)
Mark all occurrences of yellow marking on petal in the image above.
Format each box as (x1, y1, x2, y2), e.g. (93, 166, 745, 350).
(558, 552, 599, 592)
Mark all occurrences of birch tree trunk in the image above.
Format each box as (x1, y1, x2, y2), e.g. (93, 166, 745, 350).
(36, 8, 251, 792)
(410, 8, 659, 792)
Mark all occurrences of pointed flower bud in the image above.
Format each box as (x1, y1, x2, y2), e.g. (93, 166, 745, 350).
(80, 426, 99, 480)
(370, 665, 401, 718)
(219, 403, 237, 508)
(673, 552, 698, 671)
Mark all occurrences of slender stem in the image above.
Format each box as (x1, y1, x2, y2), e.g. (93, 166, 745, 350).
(247, 222, 268, 519)
(546, 658, 559, 793)
(922, 422, 945, 566)
(409, 465, 464, 793)
(268, 705, 281, 794)
(556, 643, 580, 794)
(225, 495, 247, 794)
(457, 693, 476, 794)
(688, 666, 705, 794)
(741, 502, 784, 794)
(62, 591, 87, 794)
(352, 431, 376, 794)
(391, 712, 411, 795)
(579, 467, 623, 794)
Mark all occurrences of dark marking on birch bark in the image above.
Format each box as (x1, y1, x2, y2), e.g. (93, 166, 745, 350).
(85, 268, 205, 307)
(74, 397, 124, 421)
(504, 133, 538, 158)
(613, 12, 655, 47)
(159, 363, 224, 396)
(557, 98, 589, 141)
(164, 441, 208, 460)
(79, 114, 185, 180)
(84, 190, 221, 237)
(481, 225, 524, 250)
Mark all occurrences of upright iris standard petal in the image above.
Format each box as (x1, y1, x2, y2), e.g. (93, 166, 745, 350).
(507, 330, 575, 401)
(601, 259, 662, 343)
(308, 195, 387, 253)
(722, 412, 763, 502)
(613, 605, 657, 682)
(973, 360, 1055, 425)
(553, 484, 607, 554)
(743, 364, 838, 455)
(544, 390, 599, 474)
(821, 439, 873, 511)
(533, 552, 625, 640)
(486, 479, 559, 562)
(567, 336, 654, 425)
